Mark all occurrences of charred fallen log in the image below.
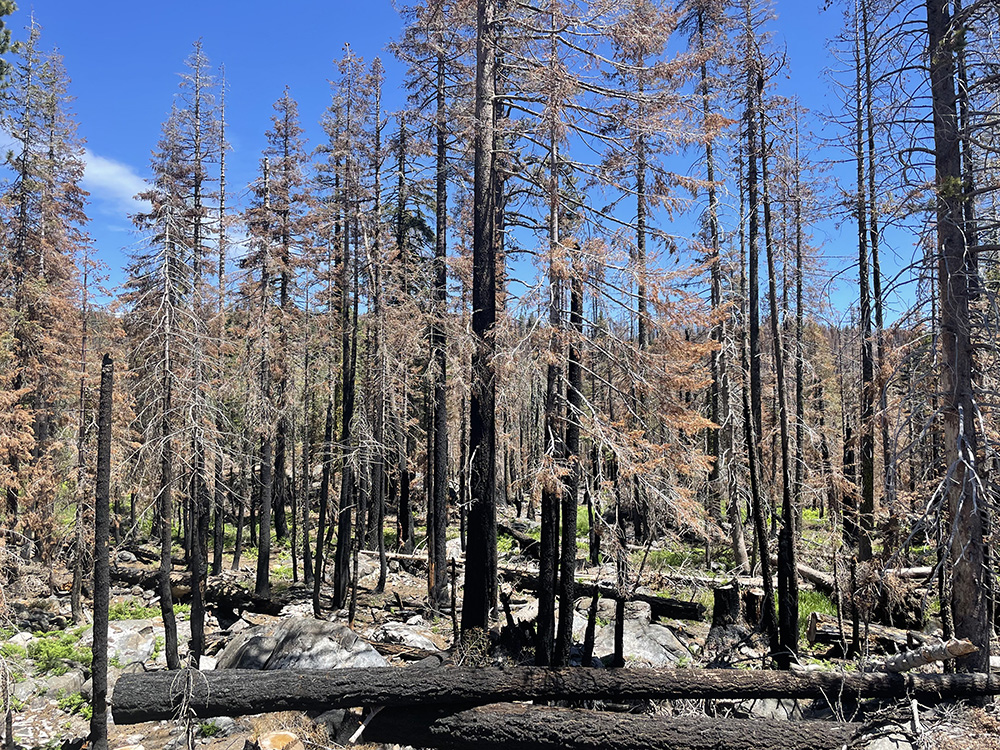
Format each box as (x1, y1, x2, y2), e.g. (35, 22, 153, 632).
(109, 567, 282, 617)
(364, 703, 860, 750)
(806, 612, 909, 652)
(111, 665, 1000, 724)
(503, 571, 705, 622)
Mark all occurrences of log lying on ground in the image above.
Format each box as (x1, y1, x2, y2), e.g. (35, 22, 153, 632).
(796, 562, 834, 596)
(883, 638, 977, 673)
(109, 567, 283, 616)
(807, 612, 908, 652)
(364, 702, 859, 750)
(505, 571, 706, 621)
(498, 523, 540, 560)
(111, 665, 1000, 724)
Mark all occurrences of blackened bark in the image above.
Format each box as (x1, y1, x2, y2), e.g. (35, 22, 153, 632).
(429, 42, 450, 611)
(89, 355, 113, 750)
(853, 3, 875, 562)
(255, 436, 274, 599)
(113, 664, 1000, 724)
(760, 103, 797, 667)
(554, 268, 583, 667)
(313, 399, 333, 617)
(158, 374, 180, 670)
(463, 0, 499, 635)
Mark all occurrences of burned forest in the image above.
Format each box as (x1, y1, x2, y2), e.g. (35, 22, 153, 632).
(3, 1, 1000, 749)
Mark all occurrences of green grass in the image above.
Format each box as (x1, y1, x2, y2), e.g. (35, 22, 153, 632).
(0, 642, 26, 660)
(109, 599, 160, 621)
(497, 535, 515, 555)
(640, 546, 700, 571)
(576, 505, 590, 538)
(798, 589, 837, 641)
(109, 598, 191, 621)
(801, 507, 823, 526)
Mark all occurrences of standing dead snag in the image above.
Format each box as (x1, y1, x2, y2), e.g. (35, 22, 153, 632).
(90, 355, 113, 750)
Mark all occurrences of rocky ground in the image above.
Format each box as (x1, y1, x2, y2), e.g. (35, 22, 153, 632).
(3, 526, 999, 750)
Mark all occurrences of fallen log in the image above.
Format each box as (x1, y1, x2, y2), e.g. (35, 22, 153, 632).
(505, 570, 705, 621)
(111, 665, 1000, 724)
(109, 567, 282, 617)
(498, 523, 540, 560)
(883, 638, 977, 673)
(884, 566, 934, 581)
(796, 562, 834, 596)
(364, 702, 859, 750)
(807, 612, 908, 652)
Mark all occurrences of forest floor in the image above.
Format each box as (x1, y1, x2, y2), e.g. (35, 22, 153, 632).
(2, 506, 999, 750)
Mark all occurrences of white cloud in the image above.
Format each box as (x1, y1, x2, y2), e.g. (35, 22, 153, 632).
(82, 149, 152, 215)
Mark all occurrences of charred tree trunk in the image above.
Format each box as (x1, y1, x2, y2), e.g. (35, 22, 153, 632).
(313, 399, 334, 617)
(89, 355, 113, 750)
(464, 0, 499, 635)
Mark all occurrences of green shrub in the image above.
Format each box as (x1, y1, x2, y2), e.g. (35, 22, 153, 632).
(108, 599, 160, 621)
(642, 546, 699, 570)
(199, 720, 222, 737)
(0, 642, 26, 659)
(56, 691, 92, 720)
(27, 629, 91, 676)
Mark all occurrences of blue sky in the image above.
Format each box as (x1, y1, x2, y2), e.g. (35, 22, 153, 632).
(3, 0, 865, 308)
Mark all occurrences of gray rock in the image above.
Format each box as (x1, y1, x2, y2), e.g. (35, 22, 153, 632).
(592, 619, 689, 666)
(860, 727, 915, 750)
(45, 669, 85, 697)
(81, 619, 157, 665)
(215, 617, 387, 670)
(9, 631, 34, 647)
(369, 622, 440, 652)
(13, 677, 40, 702)
(732, 697, 804, 721)
(117, 550, 138, 564)
(199, 716, 235, 737)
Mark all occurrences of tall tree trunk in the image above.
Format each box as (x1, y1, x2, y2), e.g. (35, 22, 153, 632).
(301, 312, 313, 586)
(760, 102, 798, 667)
(429, 42, 450, 610)
(158, 372, 180, 670)
(738, 106, 778, 654)
(537, 113, 562, 668)
(926, 0, 988, 674)
(313, 399, 334, 617)
(89, 355, 113, 750)
(853, 0, 876, 563)
(463, 0, 499, 635)
(333, 210, 358, 611)
(554, 261, 583, 668)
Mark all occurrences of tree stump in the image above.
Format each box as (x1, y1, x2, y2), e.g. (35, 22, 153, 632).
(706, 581, 752, 656)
